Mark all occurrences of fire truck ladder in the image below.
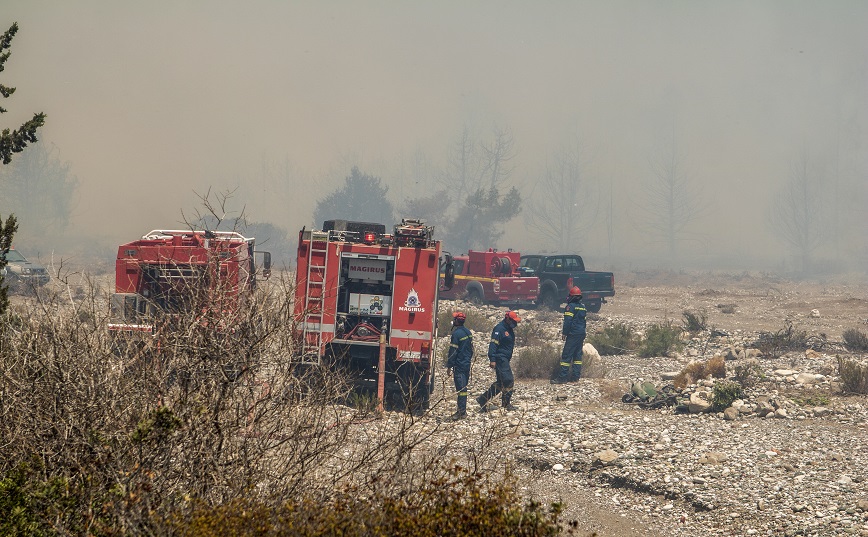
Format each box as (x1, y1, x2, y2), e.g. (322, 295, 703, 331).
(300, 230, 330, 364)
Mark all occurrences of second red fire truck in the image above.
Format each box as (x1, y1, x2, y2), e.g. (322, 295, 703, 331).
(294, 218, 454, 412)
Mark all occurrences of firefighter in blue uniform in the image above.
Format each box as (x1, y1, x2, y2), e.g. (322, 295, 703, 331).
(477, 310, 521, 412)
(552, 286, 587, 384)
(446, 311, 473, 420)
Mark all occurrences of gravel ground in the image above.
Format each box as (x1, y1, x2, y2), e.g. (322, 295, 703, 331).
(374, 272, 868, 536)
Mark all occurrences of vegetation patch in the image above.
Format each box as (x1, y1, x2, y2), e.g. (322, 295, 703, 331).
(837, 356, 868, 394)
(674, 356, 726, 389)
(732, 361, 765, 389)
(752, 321, 812, 358)
(588, 323, 636, 355)
(513, 345, 561, 380)
(842, 328, 868, 352)
(515, 321, 551, 348)
(711, 380, 743, 411)
(717, 304, 737, 314)
(682, 309, 708, 333)
(637, 321, 684, 358)
(168, 466, 564, 537)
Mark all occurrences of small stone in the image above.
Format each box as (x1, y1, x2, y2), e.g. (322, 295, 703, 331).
(552, 463, 565, 471)
(809, 309, 820, 318)
(592, 449, 620, 466)
(723, 407, 740, 421)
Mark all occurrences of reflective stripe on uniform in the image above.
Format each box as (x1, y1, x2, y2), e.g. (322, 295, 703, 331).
(564, 312, 574, 317)
(450, 343, 458, 348)
(490, 339, 499, 345)
(459, 335, 471, 341)
(572, 360, 583, 365)
(560, 361, 570, 367)
(458, 390, 468, 396)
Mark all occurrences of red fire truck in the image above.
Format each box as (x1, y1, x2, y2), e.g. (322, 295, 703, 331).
(108, 229, 271, 338)
(438, 249, 539, 307)
(294, 218, 454, 412)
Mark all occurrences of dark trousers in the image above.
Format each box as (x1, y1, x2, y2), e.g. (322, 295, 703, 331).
(559, 335, 585, 380)
(452, 368, 469, 413)
(479, 358, 514, 406)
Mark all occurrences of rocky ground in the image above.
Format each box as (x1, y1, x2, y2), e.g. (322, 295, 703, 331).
(380, 271, 868, 536)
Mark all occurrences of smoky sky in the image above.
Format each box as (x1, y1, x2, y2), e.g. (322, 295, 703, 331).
(2, 1, 867, 268)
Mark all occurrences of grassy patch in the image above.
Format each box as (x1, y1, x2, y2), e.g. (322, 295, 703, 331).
(588, 323, 636, 356)
(513, 345, 560, 380)
(637, 321, 684, 358)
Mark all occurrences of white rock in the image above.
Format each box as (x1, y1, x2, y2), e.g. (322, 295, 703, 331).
(552, 463, 565, 471)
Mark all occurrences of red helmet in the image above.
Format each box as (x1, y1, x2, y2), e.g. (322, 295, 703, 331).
(569, 286, 582, 297)
(452, 311, 466, 321)
(505, 310, 521, 323)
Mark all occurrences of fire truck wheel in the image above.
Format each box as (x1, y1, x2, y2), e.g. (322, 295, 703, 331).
(586, 299, 602, 313)
(466, 288, 483, 305)
(539, 289, 559, 310)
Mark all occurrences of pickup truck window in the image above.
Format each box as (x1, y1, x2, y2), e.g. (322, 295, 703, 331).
(564, 257, 579, 270)
(520, 257, 540, 271)
(544, 257, 565, 271)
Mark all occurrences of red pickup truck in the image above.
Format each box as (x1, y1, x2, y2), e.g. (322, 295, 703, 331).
(439, 249, 539, 307)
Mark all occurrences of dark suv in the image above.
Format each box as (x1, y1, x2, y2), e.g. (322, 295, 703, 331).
(1, 249, 50, 288)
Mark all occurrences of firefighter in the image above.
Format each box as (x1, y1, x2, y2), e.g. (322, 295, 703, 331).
(446, 311, 473, 421)
(552, 286, 587, 384)
(476, 310, 521, 412)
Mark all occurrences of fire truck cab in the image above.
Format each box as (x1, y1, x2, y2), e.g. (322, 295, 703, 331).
(294, 218, 452, 412)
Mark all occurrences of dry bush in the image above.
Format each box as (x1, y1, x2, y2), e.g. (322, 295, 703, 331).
(0, 271, 524, 534)
(837, 356, 868, 394)
(682, 309, 708, 333)
(752, 321, 810, 358)
(711, 380, 743, 411)
(842, 328, 868, 352)
(732, 360, 764, 389)
(673, 356, 726, 389)
(515, 321, 550, 348)
(167, 465, 563, 536)
(512, 345, 560, 380)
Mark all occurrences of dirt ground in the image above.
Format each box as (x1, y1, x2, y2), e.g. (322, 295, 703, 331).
(504, 270, 868, 536)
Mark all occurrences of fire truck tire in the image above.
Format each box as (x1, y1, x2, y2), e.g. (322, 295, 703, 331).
(466, 286, 483, 305)
(538, 288, 559, 310)
(586, 299, 602, 313)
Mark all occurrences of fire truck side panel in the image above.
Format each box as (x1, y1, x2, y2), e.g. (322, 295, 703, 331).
(389, 246, 439, 363)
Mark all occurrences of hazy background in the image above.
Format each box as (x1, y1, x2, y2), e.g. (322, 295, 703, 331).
(1, 1, 866, 273)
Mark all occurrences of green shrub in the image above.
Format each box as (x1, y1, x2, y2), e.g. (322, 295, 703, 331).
(711, 380, 743, 411)
(637, 321, 684, 358)
(753, 321, 808, 358)
(842, 328, 868, 352)
(588, 323, 636, 355)
(837, 356, 868, 394)
(789, 393, 831, 407)
(168, 466, 564, 536)
(732, 361, 764, 389)
(513, 345, 561, 380)
(682, 309, 707, 333)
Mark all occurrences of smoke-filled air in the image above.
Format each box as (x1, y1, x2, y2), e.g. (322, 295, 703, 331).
(1, 1, 866, 274)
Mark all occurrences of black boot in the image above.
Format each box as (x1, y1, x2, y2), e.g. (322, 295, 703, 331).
(476, 395, 488, 412)
(448, 410, 467, 421)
